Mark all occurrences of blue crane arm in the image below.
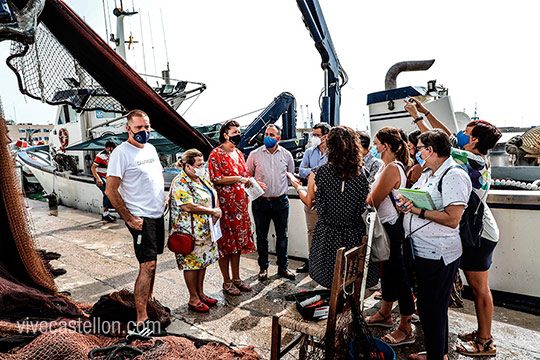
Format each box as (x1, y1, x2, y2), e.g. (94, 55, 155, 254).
(296, 0, 347, 126)
(238, 92, 297, 150)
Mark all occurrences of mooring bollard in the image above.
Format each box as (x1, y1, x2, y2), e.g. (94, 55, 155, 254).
(46, 192, 58, 216)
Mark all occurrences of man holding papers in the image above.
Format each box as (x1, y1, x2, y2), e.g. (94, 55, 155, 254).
(247, 124, 296, 281)
(297, 122, 331, 273)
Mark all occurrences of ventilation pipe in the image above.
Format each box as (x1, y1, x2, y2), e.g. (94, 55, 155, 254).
(385, 60, 435, 90)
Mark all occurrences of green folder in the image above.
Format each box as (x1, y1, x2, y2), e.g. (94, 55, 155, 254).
(398, 188, 436, 210)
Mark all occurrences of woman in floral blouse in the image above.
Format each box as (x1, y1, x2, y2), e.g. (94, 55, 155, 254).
(208, 120, 265, 296)
(169, 149, 222, 313)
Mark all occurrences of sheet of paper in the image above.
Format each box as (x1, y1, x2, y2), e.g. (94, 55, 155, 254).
(244, 177, 265, 201)
(210, 218, 222, 243)
(286, 171, 301, 185)
(398, 188, 436, 210)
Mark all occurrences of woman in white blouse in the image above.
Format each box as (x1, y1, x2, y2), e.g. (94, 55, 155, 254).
(365, 127, 416, 347)
(396, 129, 472, 360)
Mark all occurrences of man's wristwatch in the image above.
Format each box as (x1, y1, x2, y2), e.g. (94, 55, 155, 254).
(419, 208, 426, 219)
(413, 116, 423, 124)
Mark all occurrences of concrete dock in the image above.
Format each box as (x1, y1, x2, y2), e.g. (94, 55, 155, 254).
(27, 199, 540, 359)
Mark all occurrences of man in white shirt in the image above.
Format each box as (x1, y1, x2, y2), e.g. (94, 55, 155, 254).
(106, 109, 165, 336)
(246, 124, 296, 281)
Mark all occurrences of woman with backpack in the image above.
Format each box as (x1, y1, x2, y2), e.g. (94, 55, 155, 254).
(404, 99, 502, 357)
(395, 129, 472, 360)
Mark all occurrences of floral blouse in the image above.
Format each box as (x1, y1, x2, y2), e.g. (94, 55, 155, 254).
(169, 170, 219, 268)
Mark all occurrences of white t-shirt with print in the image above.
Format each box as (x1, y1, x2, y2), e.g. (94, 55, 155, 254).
(450, 147, 499, 242)
(403, 157, 472, 265)
(107, 141, 165, 218)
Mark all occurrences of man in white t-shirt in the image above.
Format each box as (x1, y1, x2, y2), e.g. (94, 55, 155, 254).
(106, 109, 165, 336)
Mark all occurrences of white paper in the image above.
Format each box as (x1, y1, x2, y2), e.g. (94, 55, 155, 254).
(210, 218, 222, 243)
(286, 171, 301, 185)
(244, 177, 265, 201)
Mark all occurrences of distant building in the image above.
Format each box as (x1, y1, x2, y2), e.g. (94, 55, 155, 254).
(6, 123, 54, 144)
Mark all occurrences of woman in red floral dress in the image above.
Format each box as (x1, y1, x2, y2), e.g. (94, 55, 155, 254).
(208, 120, 265, 296)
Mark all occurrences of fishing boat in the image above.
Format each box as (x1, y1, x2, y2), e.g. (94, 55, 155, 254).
(8, 0, 212, 213)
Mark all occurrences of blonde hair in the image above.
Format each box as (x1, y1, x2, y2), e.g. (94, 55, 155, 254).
(176, 148, 203, 168)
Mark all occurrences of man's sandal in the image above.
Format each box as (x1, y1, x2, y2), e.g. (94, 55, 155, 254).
(366, 310, 393, 328)
(382, 327, 416, 347)
(458, 329, 477, 342)
(457, 336, 496, 357)
(223, 282, 241, 296)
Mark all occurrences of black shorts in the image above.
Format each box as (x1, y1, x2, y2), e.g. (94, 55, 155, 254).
(126, 217, 165, 264)
(459, 237, 497, 272)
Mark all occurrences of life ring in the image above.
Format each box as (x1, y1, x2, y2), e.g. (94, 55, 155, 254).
(58, 128, 69, 148)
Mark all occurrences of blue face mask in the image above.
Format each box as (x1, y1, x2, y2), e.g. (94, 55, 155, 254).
(264, 136, 277, 148)
(371, 145, 381, 159)
(456, 130, 470, 148)
(416, 150, 426, 167)
(131, 128, 150, 144)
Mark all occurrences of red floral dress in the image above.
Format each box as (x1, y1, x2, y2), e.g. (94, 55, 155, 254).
(208, 146, 256, 257)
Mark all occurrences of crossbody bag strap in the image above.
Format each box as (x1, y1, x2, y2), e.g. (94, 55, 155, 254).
(186, 182, 196, 236)
(388, 161, 406, 214)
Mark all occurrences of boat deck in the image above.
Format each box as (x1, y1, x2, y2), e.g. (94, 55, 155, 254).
(26, 199, 540, 359)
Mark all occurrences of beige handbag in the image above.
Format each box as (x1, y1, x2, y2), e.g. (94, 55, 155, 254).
(362, 206, 390, 262)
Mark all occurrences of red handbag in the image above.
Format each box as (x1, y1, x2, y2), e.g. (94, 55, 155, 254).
(168, 214, 195, 255)
(168, 182, 196, 255)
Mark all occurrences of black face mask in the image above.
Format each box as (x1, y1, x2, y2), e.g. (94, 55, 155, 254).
(228, 134, 242, 146)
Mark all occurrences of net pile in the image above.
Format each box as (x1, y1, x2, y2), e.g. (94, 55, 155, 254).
(7, 23, 125, 113)
(1, 328, 260, 360)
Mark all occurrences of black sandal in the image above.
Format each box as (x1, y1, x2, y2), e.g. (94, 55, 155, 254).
(457, 336, 496, 356)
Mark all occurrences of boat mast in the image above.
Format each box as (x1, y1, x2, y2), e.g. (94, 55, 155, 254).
(472, 103, 479, 120)
(112, 1, 137, 61)
(159, 8, 170, 85)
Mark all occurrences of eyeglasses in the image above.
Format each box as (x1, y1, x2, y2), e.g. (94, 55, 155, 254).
(414, 145, 427, 152)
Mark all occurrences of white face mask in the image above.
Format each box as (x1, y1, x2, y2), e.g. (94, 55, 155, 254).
(311, 136, 322, 147)
(194, 167, 206, 178)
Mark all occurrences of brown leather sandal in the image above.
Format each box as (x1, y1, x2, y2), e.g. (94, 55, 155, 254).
(232, 279, 252, 292)
(366, 310, 393, 328)
(382, 327, 416, 347)
(222, 282, 241, 296)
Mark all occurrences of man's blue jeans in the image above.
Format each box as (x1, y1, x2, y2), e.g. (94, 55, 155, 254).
(96, 177, 112, 209)
(252, 195, 289, 271)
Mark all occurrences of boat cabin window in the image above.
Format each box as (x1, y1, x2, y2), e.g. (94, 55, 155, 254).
(57, 105, 79, 125)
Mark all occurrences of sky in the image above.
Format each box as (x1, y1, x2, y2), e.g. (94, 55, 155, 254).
(1, 0, 539, 130)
